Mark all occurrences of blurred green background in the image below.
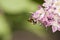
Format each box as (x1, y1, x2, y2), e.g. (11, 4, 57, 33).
(0, 0, 60, 40)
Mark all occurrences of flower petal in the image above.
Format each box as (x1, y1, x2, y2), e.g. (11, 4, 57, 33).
(52, 26, 57, 32)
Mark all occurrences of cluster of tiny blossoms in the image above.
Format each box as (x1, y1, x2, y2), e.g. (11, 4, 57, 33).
(30, 0, 60, 32)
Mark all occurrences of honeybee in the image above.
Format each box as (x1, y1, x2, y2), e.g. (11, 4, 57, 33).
(28, 17, 37, 24)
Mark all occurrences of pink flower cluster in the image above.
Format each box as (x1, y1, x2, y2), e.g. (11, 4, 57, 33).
(30, 0, 60, 32)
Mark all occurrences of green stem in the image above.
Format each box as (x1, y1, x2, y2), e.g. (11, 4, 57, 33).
(0, 10, 12, 40)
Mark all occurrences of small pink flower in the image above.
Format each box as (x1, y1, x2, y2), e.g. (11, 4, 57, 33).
(29, 0, 60, 32)
(32, 6, 45, 20)
(43, 0, 53, 7)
